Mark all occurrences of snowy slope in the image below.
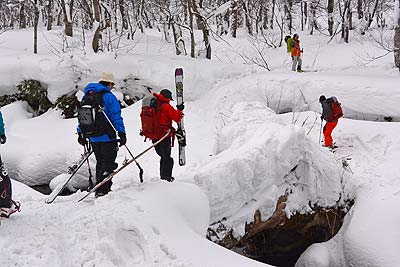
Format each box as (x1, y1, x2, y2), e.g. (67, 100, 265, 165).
(296, 120, 400, 267)
(0, 27, 399, 267)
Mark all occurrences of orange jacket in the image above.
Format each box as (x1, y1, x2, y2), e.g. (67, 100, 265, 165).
(153, 93, 183, 136)
(291, 40, 301, 57)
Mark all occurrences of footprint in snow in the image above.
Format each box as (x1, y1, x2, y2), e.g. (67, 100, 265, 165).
(160, 243, 177, 260)
(135, 205, 144, 213)
(114, 228, 146, 265)
(152, 226, 160, 235)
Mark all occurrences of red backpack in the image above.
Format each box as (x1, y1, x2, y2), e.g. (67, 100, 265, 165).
(327, 96, 343, 120)
(140, 96, 165, 140)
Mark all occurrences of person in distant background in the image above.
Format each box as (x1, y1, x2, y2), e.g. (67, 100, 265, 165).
(285, 35, 294, 55)
(0, 109, 21, 218)
(290, 34, 303, 72)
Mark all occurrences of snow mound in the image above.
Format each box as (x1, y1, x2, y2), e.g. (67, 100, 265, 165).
(297, 185, 400, 267)
(194, 101, 357, 237)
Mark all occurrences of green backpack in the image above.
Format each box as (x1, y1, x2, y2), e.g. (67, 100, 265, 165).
(285, 35, 293, 53)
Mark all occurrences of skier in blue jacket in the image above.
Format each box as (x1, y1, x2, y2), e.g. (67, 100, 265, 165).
(77, 72, 126, 197)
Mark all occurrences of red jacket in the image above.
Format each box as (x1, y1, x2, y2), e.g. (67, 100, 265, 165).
(153, 93, 183, 136)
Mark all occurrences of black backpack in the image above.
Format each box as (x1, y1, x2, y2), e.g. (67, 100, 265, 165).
(78, 91, 114, 138)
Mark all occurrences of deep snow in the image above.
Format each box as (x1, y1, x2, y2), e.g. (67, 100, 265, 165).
(0, 26, 399, 267)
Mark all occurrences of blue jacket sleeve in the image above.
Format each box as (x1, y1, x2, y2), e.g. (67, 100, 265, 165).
(0, 111, 5, 135)
(103, 93, 125, 133)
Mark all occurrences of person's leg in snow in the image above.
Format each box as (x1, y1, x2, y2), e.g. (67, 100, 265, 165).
(92, 142, 118, 196)
(0, 166, 21, 218)
(297, 57, 303, 72)
(0, 200, 21, 218)
(323, 121, 338, 148)
(154, 137, 174, 182)
(292, 56, 297, 71)
(0, 167, 12, 208)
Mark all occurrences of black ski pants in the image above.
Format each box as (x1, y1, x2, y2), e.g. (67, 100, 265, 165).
(154, 137, 173, 179)
(0, 170, 12, 208)
(91, 141, 118, 194)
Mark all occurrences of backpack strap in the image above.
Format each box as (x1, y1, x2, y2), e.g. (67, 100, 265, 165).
(87, 90, 109, 109)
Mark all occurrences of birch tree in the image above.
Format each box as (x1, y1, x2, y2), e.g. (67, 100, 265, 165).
(395, 0, 400, 69)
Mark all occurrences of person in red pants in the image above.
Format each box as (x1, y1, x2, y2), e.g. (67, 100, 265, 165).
(319, 95, 338, 148)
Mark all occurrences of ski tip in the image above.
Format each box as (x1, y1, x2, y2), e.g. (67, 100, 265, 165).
(175, 68, 183, 76)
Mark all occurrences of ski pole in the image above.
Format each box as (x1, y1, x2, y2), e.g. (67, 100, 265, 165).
(123, 144, 144, 183)
(78, 130, 170, 202)
(319, 119, 323, 144)
(84, 143, 94, 189)
(100, 109, 144, 183)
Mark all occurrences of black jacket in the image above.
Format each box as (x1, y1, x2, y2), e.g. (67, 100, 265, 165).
(321, 100, 337, 122)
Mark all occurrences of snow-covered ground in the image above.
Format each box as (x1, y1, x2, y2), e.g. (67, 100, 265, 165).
(0, 27, 399, 267)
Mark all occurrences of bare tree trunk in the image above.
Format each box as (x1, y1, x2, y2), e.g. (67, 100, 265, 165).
(230, 0, 239, 38)
(93, 0, 100, 21)
(394, 1, 400, 69)
(242, 0, 252, 35)
(171, 17, 187, 56)
(192, 0, 211, 59)
(327, 0, 334, 36)
(60, 0, 73, 36)
(261, 2, 268, 29)
(309, 1, 317, 35)
(34, 0, 39, 54)
(255, 2, 262, 33)
(341, 0, 350, 42)
(57, 8, 63, 26)
(187, 0, 195, 58)
(19, 2, 26, 29)
(143, 10, 152, 29)
(349, 10, 353, 30)
(367, 0, 379, 28)
(284, 0, 293, 33)
(216, 14, 225, 34)
(92, 0, 101, 52)
(47, 0, 53, 30)
(357, 0, 363, 19)
(304, 2, 308, 28)
(270, 0, 275, 29)
(138, 0, 145, 33)
(301, 1, 304, 31)
(163, 19, 170, 42)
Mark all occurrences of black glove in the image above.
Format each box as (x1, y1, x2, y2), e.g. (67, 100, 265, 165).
(77, 133, 87, 146)
(176, 103, 185, 111)
(0, 134, 6, 144)
(118, 132, 127, 147)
